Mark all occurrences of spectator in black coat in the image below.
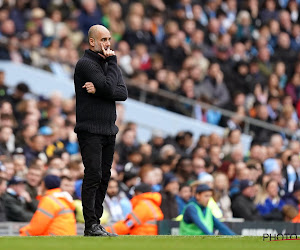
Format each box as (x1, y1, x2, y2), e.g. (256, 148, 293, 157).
(0, 177, 7, 221)
(231, 179, 262, 221)
(3, 176, 35, 222)
(283, 180, 300, 210)
(160, 173, 179, 220)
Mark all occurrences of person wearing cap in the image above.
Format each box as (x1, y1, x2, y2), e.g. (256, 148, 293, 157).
(179, 184, 235, 235)
(20, 175, 76, 236)
(2, 176, 35, 221)
(105, 183, 164, 235)
(231, 179, 262, 221)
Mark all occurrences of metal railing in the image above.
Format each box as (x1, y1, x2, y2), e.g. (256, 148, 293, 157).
(125, 80, 293, 137)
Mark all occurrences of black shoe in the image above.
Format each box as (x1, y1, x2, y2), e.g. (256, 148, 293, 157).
(98, 224, 118, 237)
(84, 224, 108, 237)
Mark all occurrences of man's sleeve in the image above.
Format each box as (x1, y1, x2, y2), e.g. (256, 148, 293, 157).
(183, 205, 213, 235)
(213, 216, 235, 235)
(96, 66, 128, 101)
(5, 198, 33, 222)
(77, 56, 119, 97)
(20, 197, 56, 236)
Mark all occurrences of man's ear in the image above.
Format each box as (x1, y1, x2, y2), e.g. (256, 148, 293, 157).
(89, 37, 94, 47)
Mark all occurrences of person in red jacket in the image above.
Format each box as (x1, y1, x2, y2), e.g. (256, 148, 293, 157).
(20, 175, 76, 236)
(106, 183, 164, 235)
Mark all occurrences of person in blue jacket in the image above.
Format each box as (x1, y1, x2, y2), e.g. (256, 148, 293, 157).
(179, 184, 235, 235)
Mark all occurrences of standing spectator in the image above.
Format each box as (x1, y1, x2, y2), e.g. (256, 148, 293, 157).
(3, 176, 35, 221)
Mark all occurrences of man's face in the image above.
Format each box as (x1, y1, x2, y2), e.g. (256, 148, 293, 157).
(165, 181, 179, 195)
(107, 180, 119, 198)
(60, 179, 75, 195)
(27, 169, 42, 187)
(196, 191, 212, 207)
(91, 30, 111, 54)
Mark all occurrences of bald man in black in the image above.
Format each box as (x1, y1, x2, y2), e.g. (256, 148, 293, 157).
(74, 25, 127, 236)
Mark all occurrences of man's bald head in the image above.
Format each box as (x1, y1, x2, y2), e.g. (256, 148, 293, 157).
(88, 25, 109, 40)
(88, 25, 111, 53)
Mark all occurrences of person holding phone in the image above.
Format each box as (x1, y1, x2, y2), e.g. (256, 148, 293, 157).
(74, 25, 128, 237)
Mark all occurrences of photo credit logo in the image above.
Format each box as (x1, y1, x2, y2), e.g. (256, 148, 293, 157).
(263, 234, 300, 241)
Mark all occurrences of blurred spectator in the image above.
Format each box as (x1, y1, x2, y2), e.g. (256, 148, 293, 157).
(20, 175, 76, 236)
(160, 173, 179, 219)
(3, 176, 35, 221)
(60, 175, 75, 196)
(105, 183, 164, 235)
(231, 179, 262, 221)
(103, 178, 132, 226)
(213, 172, 232, 219)
(179, 184, 235, 235)
(176, 184, 192, 214)
(25, 164, 43, 210)
(255, 179, 285, 220)
(283, 180, 300, 210)
(0, 177, 7, 221)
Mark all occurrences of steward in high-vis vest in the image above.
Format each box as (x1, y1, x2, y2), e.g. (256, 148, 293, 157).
(106, 183, 163, 235)
(20, 175, 76, 236)
(180, 184, 235, 235)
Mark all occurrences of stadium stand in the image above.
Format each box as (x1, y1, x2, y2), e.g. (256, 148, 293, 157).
(0, 0, 300, 235)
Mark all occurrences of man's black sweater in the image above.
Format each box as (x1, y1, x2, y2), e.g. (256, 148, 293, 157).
(74, 49, 128, 135)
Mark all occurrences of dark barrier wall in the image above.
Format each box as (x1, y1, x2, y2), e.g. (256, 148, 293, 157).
(158, 220, 300, 236)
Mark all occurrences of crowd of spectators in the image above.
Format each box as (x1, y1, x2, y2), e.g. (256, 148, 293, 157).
(0, 0, 300, 231)
(0, 0, 300, 143)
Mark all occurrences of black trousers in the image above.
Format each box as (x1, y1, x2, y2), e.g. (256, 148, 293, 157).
(77, 131, 115, 228)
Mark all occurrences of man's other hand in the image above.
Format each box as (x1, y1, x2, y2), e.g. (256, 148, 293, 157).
(83, 82, 96, 94)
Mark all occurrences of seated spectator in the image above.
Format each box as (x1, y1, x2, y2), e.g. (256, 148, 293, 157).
(60, 176, 75, 197)
(3, 176, 35, 221)
(20, 175, 76, 236)
(0, 177, 7, 221)
(179, 184, 235, 235)
(213, 172, 232, 219)
(255, 179, 285, 220)
(105, 183, 164, 235)
(160, 173, 179, 219)
(283, 180, 300, 210)
(231, 179, 262, 221)
(176, 184, 192, 214)
(103, 178, 132, 226)
(25, 164, 43, 211)
(197, 62, 230, 108)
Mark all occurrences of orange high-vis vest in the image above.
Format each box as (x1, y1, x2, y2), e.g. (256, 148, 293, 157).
(106, 192, 164, 235)
(20, 188, 76, 236)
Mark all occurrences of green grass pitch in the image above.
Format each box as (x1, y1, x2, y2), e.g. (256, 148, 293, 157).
(0, 236, 299, 250)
